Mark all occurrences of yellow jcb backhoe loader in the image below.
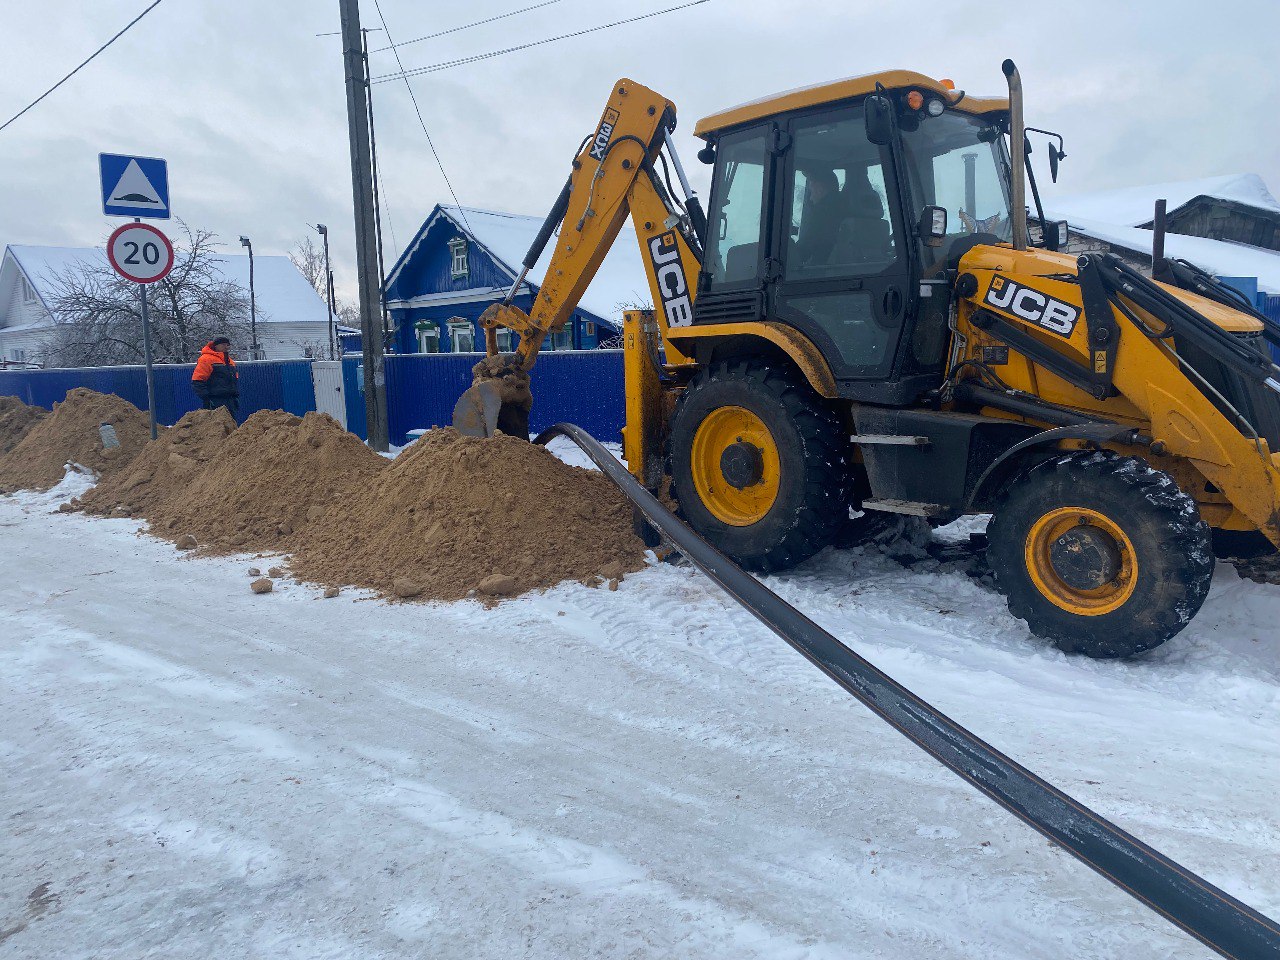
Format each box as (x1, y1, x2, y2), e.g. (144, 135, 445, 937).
(453, 62, 1280, 658)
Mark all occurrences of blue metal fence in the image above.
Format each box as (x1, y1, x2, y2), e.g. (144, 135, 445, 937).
(0, 359, 317, 424)
(342, 351, 625, 446)
(1263, 294, 1280, 364)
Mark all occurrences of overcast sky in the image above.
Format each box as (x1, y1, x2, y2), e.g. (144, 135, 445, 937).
(2, 0, 1277, 300)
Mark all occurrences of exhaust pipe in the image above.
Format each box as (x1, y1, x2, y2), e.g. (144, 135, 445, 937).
(1002, 59, 1028, 252)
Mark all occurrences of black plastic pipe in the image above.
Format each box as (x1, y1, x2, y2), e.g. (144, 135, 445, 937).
(536, 422, 1280, 960)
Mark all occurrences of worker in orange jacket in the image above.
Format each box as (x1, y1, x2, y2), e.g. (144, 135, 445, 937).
(192, 336, 239, 417)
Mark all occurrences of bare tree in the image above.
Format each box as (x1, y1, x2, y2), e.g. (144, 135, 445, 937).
(289, 237, 327, 300)
(335, 299, 360, 328)
(40, 221, 252, 367)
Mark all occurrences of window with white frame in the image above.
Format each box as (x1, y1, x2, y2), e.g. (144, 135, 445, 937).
(10, 348, 27, 362)
(416, 326, 440, 353)
(448, 238, 469, 279)
(20, 277, 37, 304)
(448, 318, 475, 352)
(495, 328, 514, 352)
(551, 323, 573, 351)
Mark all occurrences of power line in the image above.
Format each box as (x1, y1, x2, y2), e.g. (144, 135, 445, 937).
(369, 0, 474, 234)
(371, 0, 711, 84)
(370, 0, 562, 54)
(0, 0, 166, 134)
(377, 165, 399, 253)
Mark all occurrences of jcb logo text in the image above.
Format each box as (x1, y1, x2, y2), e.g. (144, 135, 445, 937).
(983, 275, 1080, 337)
(649, 232, 693, 328)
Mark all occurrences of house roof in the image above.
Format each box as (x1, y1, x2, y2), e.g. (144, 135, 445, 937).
(1045, 173, 1280, 228)
(386, 205, 652, 326)
(2, 244, 329, 330)
(1055, 214, 1280, 295)
(1039, 173, 1280, 296)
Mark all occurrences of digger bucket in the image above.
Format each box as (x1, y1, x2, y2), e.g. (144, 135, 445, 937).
(452, 379, 532, 439)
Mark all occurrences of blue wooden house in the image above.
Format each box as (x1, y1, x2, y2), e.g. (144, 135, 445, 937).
(382, 205, 651, 355)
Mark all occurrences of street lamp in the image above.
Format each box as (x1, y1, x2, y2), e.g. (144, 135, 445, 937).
(315, 223, 336, 360)
(239, 235, 259, 359)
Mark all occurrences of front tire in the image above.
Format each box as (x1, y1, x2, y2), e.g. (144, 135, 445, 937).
(987, 452, 1213, 658)
(669, 360, 849, 572)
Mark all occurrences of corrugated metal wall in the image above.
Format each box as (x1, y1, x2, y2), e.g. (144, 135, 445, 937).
(341, 351, 625, 446)
(0, 359, 317, 423)
(1263, 294, 1280, 363)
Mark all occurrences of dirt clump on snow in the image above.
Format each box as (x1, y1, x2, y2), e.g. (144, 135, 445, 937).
(290, 427, 646, 603)
(78, 407, 237, 518)
(0, 388, 150, 493)
(0, 396, 47, 455)
(143, 409, 386, 554)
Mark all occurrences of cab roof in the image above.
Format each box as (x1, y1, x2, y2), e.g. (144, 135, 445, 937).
(693, 69, 1008, 139)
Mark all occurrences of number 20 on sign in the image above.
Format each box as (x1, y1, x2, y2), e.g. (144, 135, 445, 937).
(107, 222, 174, 284)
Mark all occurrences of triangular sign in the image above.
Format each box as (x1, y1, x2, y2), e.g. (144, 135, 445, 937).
(110, 160, 165, 209)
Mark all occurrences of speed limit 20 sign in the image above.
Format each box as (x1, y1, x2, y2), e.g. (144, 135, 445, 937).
(107, 222, 174, 284)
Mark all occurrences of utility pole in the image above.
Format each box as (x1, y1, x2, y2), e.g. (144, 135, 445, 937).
(338, 0, 390, 451)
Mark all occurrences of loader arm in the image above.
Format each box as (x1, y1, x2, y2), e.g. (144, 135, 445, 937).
(454, 79, 705, 438)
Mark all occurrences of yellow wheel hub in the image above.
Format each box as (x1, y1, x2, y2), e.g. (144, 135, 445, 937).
(1024, 507, 1138, 616)
(690, 406, 780, 527)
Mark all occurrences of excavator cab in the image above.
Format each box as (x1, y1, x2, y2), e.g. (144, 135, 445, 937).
(453, 66, 1280, 659)
(690, 79, 1011, 404)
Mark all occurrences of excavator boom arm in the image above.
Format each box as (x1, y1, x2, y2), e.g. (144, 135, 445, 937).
(484, 80, 701, 370)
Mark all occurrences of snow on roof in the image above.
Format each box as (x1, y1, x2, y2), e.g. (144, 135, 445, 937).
(414, 205, 652, 325)
(4, 244, 328, 326)
(1046, 173, 1280, 228)
(1056, 214, 1280, 295)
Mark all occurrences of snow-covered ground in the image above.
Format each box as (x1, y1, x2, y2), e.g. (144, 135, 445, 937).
(2, 466, 1279, 959)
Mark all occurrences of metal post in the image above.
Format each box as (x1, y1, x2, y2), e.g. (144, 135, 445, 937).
(963, 153, 977, 219)
(338, 0, 390, 451)
(327, 270, 338, 357)
(317, 223, 335, 360)
(139, 282, 157, 440)
(1152, 198, 1168, 268)
(240, 235, 259, 358)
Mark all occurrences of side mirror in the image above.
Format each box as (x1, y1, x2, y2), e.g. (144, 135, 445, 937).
(1049, 146, 1064, 183)
(865, 94, 895, 146)
(697, 144, 716, 165)
(918, 205, 947, 246)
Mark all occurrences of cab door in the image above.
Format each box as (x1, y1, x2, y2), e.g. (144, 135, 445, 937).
(694, 124, 773, 324)
(769, 104, 913, 389)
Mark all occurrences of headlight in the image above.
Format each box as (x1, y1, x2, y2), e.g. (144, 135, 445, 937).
(926, 98, 945, 117)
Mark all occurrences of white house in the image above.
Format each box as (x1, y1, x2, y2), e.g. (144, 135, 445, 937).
(0, 244, 341, 364)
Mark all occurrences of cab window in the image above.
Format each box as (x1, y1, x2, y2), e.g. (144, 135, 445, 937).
(899, 111, 1012, 269)
(705, 128, 768, 286)
(784, 109, 898, 280)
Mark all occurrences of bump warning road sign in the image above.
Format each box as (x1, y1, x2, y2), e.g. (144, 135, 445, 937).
(99, 153, 170, 219)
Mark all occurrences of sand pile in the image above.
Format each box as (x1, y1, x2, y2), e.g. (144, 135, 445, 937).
(290, 428, 646, 602)
(145, 409, 387, 553)
(78, 407, 238, 518)
(0, 388, 150, 493)
(0, 396, 47, 454)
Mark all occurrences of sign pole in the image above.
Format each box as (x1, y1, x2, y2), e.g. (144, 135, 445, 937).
(139, 280, 158, 440)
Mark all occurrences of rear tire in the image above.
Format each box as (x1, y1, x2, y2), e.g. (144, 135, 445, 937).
(987, 451, 1213, 658)
(669, 360, 849, 572)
